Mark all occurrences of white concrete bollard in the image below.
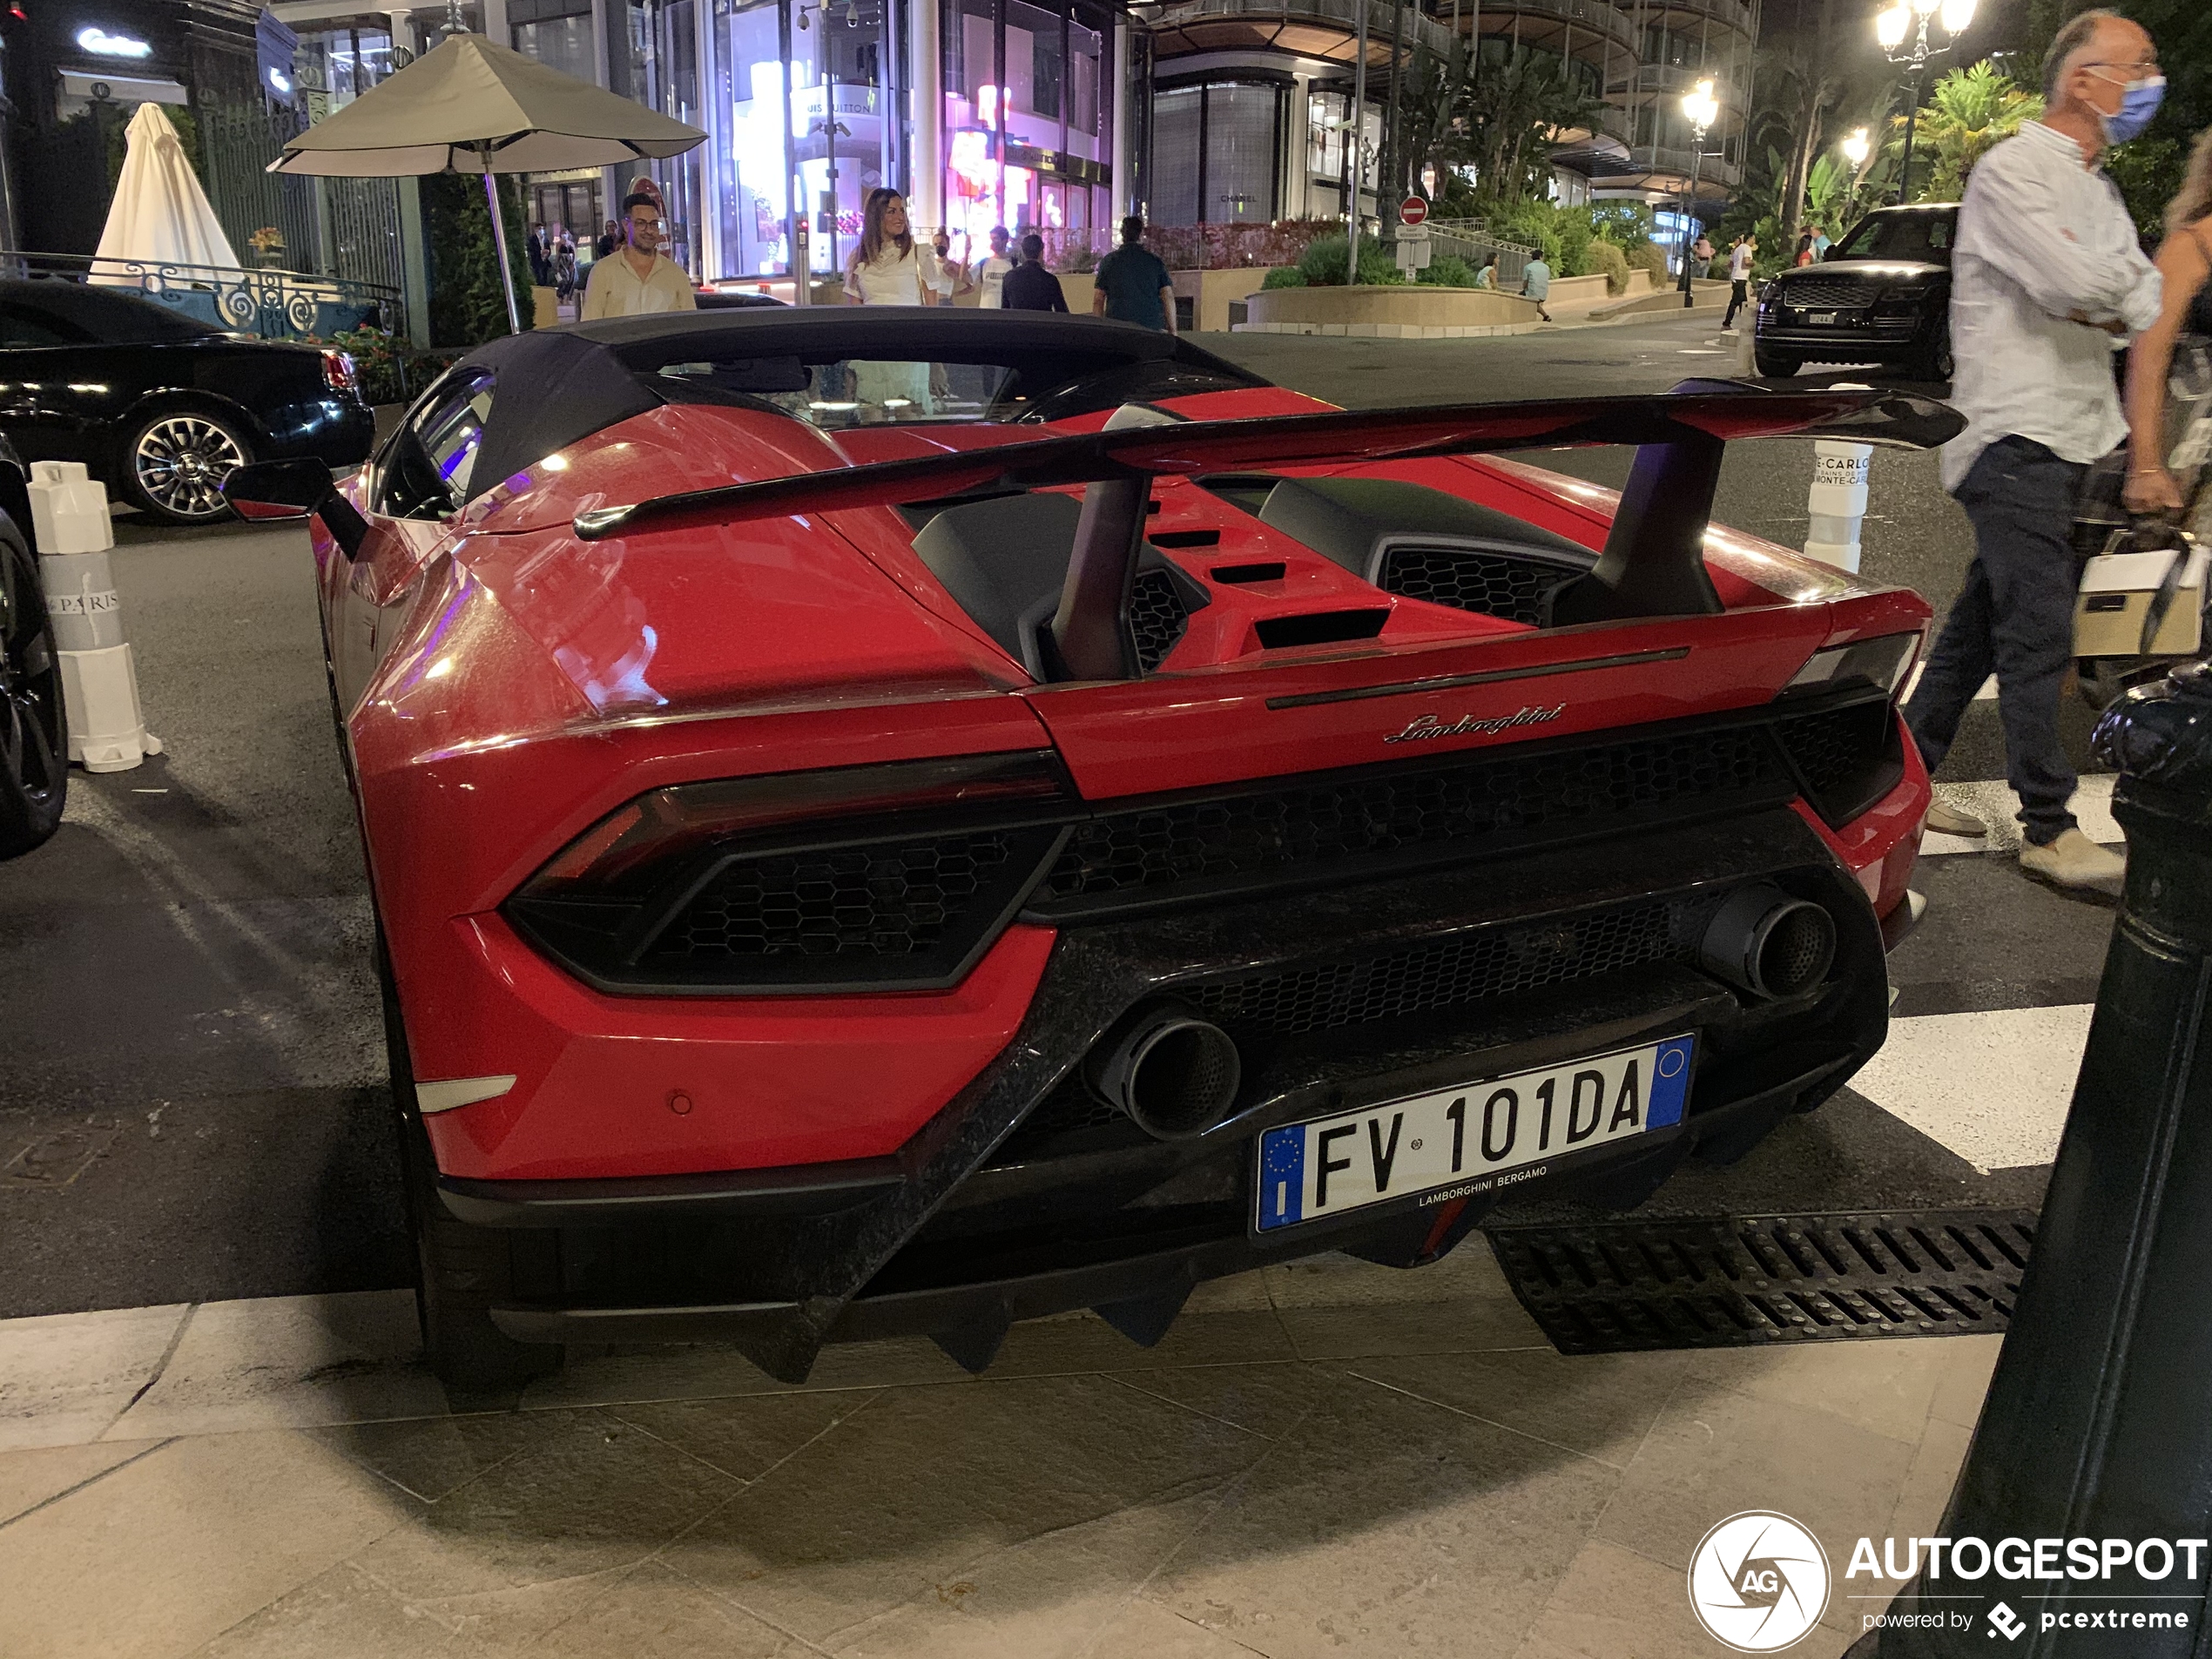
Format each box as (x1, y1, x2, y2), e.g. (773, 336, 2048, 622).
(1803, 440, 1872, 571)
(29, 461, 162, 773)
(1802, 382, 1877, 572)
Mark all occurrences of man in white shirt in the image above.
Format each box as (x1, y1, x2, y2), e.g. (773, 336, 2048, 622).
(1901, 9, 2161, 888)
(974, 226, 1015, 308)
(580, 192, 699, 320)
(1722, 236, 1757, 328)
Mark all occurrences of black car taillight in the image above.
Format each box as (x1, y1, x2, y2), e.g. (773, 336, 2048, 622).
(504, 752, 1076, 995)
(321, 350, 358, 395)
(1773, 632, 1921, 826)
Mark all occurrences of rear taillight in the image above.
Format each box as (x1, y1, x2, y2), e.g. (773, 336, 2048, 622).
(1774, 632, 1921, 826)
(505, 752, 1075, 995)
(1783, 631, 1919, 702)
(321, 350, 357, 395)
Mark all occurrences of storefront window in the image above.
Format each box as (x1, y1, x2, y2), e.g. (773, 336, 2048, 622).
(655, 0, 702, 273)
(509, 0, 594, 82)
(702, 0, 1109, 280)
(1150, 87, 1199, 225)
(1309, 89, 1345, 182)
(943, 0, 997, 252)
(292, 21, 399, 121)
(1207, 84, 1274, 222)
(720, 0, 793, 278)
(1068, 15, 1100, 158)
(791, 0, 888, 275)
(1150, 81, 1278, 226)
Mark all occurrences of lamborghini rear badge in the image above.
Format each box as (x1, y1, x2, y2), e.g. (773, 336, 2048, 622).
(1384, 705, 1566, 744)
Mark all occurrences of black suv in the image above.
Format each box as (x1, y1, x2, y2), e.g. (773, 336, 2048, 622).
(1754, 204, 1959, 381)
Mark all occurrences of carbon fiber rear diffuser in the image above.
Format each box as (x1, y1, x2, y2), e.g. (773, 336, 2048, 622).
(1484, 1209, 2037, 1354)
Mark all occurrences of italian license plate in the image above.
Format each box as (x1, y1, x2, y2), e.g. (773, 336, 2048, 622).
(1806, 310, 1838, 324)
(1253, 1035, 1695, 1232)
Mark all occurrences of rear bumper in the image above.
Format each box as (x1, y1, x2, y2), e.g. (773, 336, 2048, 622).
(452, 806, 1891, 1380)
(1753, 323, 1932, 361)
(488, 1052, 1858, 1356)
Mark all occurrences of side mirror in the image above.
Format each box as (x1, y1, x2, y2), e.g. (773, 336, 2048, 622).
(223, 458, 368, 560)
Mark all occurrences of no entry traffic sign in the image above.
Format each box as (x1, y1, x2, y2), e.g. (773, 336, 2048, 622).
(1399, 196, 1428, 226)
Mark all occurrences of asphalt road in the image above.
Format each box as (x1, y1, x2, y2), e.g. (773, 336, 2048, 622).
(0, 314, 2100, 1317)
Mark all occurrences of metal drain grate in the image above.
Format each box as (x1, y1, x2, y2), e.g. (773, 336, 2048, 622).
(1485, 1209, 2037, 1354)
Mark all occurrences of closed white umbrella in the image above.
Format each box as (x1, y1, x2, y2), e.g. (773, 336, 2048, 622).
(96, 102, 242, 278)
(267, 30, 705, 333)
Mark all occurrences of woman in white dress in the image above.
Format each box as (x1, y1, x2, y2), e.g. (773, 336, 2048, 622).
(843, 189, 949, 306)
(840, 189, 946, 416)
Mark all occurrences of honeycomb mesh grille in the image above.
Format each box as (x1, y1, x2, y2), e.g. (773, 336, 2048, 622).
(646, 833, 1016, 962)
(994, 1075, 1137, 1157)
(1775, 702, 1889, 805)
(1378, 545, 1573, 626)
(1128, 569, 1190, 674)
(1190, 901, 1690, 1038)
(1035, 727, 1784, 914)
(1784, 281, 1874, 308)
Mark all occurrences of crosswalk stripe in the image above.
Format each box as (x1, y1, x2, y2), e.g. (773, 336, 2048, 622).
(1899, 664, 1997, 704)
(1848, 1004, 2094, 1172)
(1921, 775, 2123, 853)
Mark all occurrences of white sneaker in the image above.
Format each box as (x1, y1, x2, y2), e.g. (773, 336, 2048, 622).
(1925, 799, 1987, 838)
(2020, 829, 2125, 890)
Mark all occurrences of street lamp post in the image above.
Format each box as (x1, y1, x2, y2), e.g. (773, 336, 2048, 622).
(1677, 77, 1719, 307)
(1348, 0, 1369, 287)
(1877, 0, 1977, 206)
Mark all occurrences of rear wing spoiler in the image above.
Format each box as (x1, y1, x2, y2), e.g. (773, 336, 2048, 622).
(574, 385, 1962, 679)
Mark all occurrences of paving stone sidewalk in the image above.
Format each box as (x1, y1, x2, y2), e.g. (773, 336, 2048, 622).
(0, 1244, 1991, 1659)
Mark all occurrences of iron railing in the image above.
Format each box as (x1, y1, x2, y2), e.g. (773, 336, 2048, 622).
(1471, 0, 1637, 51)
(2, 252, 400, 341)
(1423, 219, 1539, 285)
(1150, 0, 1459, 57)
(1628, 145, 1746, 189)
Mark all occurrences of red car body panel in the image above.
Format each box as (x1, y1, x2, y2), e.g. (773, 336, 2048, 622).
(280, 314, 1952, 1379)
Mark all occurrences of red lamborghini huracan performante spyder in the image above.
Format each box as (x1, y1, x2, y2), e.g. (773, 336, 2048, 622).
(226, 311, 1956, 1388)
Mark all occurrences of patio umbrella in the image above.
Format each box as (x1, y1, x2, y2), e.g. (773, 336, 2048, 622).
(96, 102, 242, 278)
(266, 30, 705, 334)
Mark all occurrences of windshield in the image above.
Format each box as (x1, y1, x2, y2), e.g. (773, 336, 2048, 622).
(1830, 212, 1955, 264)
(652, 351, 1256, 428)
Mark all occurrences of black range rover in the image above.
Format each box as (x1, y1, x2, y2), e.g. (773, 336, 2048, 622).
(1754, 204, 1959, 382)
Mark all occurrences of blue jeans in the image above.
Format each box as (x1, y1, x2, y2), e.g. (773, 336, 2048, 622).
(1902, 435, 2087, 845)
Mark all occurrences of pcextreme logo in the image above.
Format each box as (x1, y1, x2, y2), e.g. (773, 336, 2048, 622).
(1687, 1511, 1831, 1652)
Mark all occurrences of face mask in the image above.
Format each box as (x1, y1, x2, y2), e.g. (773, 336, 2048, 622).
(2097, 71, 2166, 145)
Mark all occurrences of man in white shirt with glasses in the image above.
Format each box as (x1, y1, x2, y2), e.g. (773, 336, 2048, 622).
(1901, 8, 2161, 889)
(581, 192, 698, 320)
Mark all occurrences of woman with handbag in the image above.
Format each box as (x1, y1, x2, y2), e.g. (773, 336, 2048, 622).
(2123, 131, 2212, 516)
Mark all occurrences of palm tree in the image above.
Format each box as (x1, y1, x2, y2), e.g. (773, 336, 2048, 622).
(1456, 49, 1608, 201)
(1761, 39, 1846, 253)
(1397, 37, 1473, 206)
(1898, 62, 2042, 201)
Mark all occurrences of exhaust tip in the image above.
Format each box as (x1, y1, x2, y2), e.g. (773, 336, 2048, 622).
(1699, 885, 1838, 1001)
(1089, 1008, 1243, 1140)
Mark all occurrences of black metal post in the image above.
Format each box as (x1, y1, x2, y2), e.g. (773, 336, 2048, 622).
(1893, 64, 1925, 206)
(1862, 663, 2212, 1656)
(1677, 139, 1703, 302)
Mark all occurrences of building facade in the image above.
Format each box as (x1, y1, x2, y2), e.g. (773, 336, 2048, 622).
(2, 0, 266, 253)
(1138, 0, 1756, 225)
(265, 0, 1141, 286)
(12, 0, 1750, 280)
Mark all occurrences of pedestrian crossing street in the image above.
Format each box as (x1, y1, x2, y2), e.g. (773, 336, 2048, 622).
(1821, 770, 2119, 1190)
